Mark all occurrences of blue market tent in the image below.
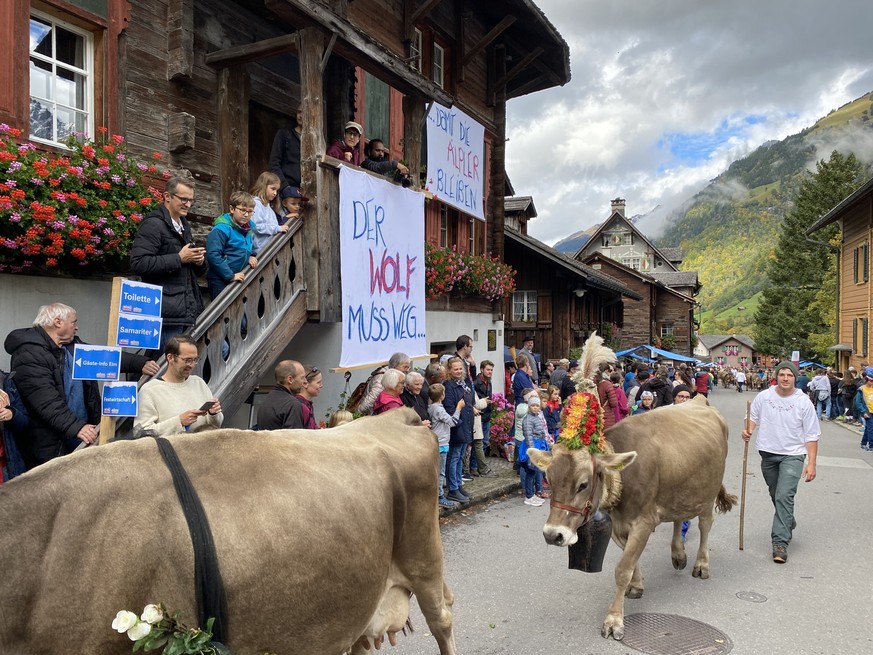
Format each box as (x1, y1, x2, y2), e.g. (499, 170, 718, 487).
(616, 345, 697, 363)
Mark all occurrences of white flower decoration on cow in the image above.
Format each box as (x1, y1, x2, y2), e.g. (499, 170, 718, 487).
(141, 604, 164, 625)
(111, 610, 139, 634)
(126, 620, 152, 641)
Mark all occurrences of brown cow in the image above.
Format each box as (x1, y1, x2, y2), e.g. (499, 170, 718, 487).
(529, 394, 736, 641)
(0, 409, 456, 654)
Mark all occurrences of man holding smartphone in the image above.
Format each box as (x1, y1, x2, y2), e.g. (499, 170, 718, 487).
(134, 335, 223, 436)
(130, 176, 207, 355)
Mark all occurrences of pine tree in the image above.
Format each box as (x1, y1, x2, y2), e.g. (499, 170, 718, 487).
(754, 151, 866, 360)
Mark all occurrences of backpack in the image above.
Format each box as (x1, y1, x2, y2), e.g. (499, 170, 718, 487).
(345, 366, 385, 413)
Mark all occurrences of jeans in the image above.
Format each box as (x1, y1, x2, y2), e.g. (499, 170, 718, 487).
(518, 460, 543, 498)
(815, 395, 830, 418)
(447, 444, 466, 492)
(759, 451, 805, 546)
(831, 395, 844, 419)
(438, 450, 449, 498)
(481, 419, 491, 445)
(862, 417, 873, 448)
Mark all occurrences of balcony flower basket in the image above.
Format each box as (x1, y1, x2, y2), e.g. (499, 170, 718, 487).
(0, 125, 164, 275)
(424, 243, 516, 302)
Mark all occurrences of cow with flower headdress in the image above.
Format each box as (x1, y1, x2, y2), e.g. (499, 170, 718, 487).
(528, 332, 736, 641)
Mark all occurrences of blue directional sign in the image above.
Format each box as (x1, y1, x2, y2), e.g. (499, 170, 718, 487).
(119, 279, 163, 317)
(116, 313, 162, 350)
(102, 381, 138, 417)
(72, 344, 122, 381)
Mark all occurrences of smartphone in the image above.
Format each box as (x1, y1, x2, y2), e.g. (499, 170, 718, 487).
(199, 400, 215, 412)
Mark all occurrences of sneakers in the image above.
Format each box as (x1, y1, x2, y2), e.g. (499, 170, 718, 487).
(536, 490, 551, 499)
(479, 469, 497, 477)
(772, 543, 788, 563)
(458, 485, 472, 498)
(524, 495, 545, 506)
(439, 497, 457, 509)
(461, 473, 473, 481)
(446, 491, 470, 503)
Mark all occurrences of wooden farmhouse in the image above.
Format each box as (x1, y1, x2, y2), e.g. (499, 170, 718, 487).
(694, 334, 760, 369)
(501, 194, 642, 360)
(573, 199, 700, 354)
(0, 0, 571, 419)
(807, 176, 873, 372)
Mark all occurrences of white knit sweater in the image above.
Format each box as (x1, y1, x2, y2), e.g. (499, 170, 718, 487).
(135, 375, 223, 436)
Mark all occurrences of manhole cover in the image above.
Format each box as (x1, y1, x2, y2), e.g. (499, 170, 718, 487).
(622, 613, 733, 655)
(736, 591, 767, 603)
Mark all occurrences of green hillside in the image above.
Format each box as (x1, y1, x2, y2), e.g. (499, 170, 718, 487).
(657, 92, 873, 335)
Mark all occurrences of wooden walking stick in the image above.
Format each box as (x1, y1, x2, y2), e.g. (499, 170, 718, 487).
(739, 399, 751, 550)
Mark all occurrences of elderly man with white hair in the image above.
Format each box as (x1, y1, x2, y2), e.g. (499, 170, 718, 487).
(4, 302, 158, 468)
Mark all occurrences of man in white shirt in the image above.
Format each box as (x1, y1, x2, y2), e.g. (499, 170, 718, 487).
(735, 369, 747, 393)
(135, 335, 223, 436)
(741, 360, 818, 564)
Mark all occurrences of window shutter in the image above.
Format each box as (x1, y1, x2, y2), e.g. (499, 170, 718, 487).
(854, 248, 859, 284)
(864, 243, 869, 282)
(537, 293, 552, 326)
(864, 318, 869, 357)
(853, 318, 858, 354)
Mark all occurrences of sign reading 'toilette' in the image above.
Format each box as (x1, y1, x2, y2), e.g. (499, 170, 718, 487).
(425, 102, 485, 220)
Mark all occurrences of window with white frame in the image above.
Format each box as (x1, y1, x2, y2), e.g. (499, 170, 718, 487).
(29, 11, 93, 145)
(512, 291, 537, 323)
(433, 43, 445, 88)
(660, 325, 675, 337)
(622, 257, 641, 270)
(410, 28, 422, 72)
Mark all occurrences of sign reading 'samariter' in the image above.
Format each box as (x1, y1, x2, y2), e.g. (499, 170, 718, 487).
(425, 102, 485, 220)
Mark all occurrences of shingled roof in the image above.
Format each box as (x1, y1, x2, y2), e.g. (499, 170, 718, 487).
(658, 247, 683, 263)
(697, 334, 756, 351)
(648, 271, 699, 288)
(505, 196, 537, 217)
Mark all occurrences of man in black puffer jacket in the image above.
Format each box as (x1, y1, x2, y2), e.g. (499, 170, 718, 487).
(4, 303, 156, 469)
(130, 176, 207, 353)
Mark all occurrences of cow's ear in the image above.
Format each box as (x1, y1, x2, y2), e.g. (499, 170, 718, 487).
(528, 448, 552, 471)
(598, 450, 636, 472)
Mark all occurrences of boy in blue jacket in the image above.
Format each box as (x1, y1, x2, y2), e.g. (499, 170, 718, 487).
(206, 191, 258, 299)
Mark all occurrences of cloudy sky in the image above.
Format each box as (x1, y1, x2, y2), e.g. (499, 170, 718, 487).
(505, 0, 873, 245)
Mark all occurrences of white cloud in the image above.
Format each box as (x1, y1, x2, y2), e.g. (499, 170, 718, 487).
(506, 0, 873, 245)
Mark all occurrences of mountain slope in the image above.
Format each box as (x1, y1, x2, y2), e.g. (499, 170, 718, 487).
(658, 92, 873, 333)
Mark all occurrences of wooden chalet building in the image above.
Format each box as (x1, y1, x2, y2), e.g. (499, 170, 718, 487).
(807, 176, 873, 372)
(694, 334, 761, 369)
(502, 195, 642, 361)
(0, 0, 570, 415)
(573, 198, 700, 354)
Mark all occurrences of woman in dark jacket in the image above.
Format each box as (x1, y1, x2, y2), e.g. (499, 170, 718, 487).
(443, 357, 474, 502)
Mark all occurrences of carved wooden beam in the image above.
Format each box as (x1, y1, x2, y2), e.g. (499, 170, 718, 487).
(493, 46, 543, 90)
(266, 0, 452, 105)
(168, 112, 195, 153)
(505, 73, 549, 100)
(167, 0, 194, 81)
(463, 15, 516, 67)
(205, 33, 299, 67)
(412, 0, 444, 23)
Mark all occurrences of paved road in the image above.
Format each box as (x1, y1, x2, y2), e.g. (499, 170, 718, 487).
(395, 386, 873, 654)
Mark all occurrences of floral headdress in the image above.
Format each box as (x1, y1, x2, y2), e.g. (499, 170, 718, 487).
(558, 332, 617, 455)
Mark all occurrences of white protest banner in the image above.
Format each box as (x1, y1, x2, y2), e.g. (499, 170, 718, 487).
(339, 166, 426, 368)
(425, 102, 485, 220)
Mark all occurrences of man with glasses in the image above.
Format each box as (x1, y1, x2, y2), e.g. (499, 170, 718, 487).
(130, 176, 207, 354)
(135, 335, 222, 437)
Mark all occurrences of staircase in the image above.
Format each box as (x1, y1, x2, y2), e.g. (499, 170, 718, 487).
(123, 217, 307, 432)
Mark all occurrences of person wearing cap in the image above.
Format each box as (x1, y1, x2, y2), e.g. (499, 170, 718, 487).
(672, 384, 693, 404)
(326, 121, 363, 166)
(512, 353, 535, 406)
(742, 360, 818, 564)
(279, 186, 308, 225)
(518, 336, 540, 381)
(853, 367, 873, 450)
(633, 390, 654, 414)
